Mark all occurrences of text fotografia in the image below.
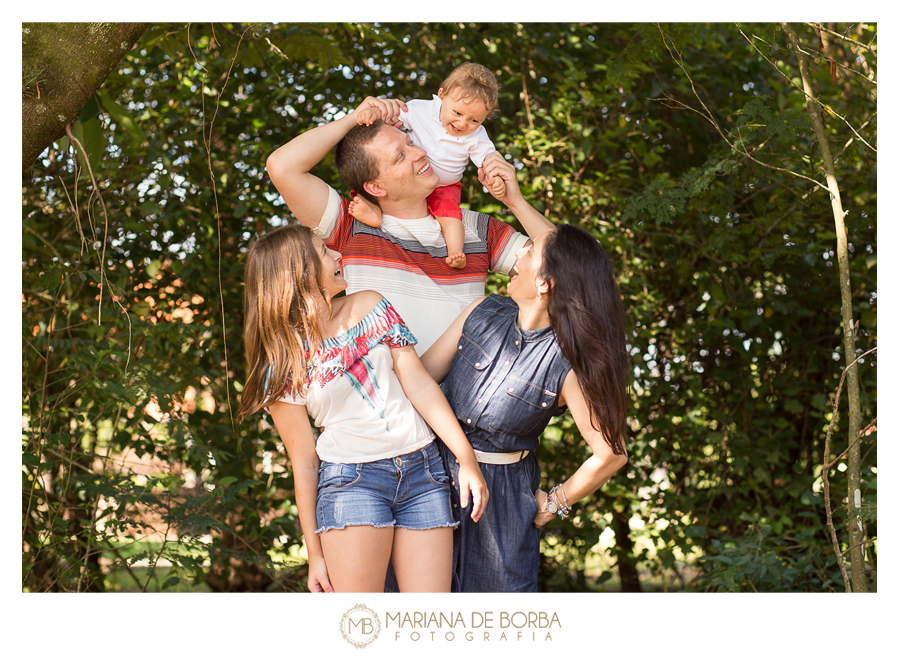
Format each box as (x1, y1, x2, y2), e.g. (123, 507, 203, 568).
(387, 611, 561, 642)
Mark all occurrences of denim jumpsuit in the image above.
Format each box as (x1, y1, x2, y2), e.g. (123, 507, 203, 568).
(438, 294, 571, 592)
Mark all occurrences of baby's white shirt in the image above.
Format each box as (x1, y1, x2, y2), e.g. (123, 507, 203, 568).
(400, 95, 496, 187)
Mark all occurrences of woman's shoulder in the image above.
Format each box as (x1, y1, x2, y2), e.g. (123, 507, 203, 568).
(342, 290, 387, 322)
(461, 295, 516, 333)
(321, 292, 391, 342)
(345, 289, 385, 308)
(314, 291, 412, 365)
(340, 291, 412, 340)
(478, 294, 517, 313)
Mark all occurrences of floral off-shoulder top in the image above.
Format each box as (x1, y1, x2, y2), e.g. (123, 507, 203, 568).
(278, 298, 434, 464)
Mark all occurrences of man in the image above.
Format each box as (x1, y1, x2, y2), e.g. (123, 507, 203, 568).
(266, 95, 554, 352)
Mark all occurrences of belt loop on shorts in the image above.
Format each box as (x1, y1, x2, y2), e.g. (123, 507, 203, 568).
(473, 449, 530, 465)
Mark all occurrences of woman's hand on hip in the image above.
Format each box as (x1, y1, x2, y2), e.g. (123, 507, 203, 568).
(532, 489, 556, 529)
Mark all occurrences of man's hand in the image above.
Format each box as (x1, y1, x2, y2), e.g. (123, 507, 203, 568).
(479, 151, 554, 237)
(354, 96, 407, 127)
(478, 152, 521, 205)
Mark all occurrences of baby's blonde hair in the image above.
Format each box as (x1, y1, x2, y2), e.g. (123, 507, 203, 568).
(438, 62, 500, 118)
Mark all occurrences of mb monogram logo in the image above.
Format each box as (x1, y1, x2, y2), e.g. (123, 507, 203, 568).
(340, 604, 382, 648)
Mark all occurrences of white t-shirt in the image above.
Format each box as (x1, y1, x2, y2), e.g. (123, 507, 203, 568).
(278, 298, 434, 464)
(400, 95, 496, 187)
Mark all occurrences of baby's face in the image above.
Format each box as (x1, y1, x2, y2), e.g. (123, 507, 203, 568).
(437, 90, 489, 137)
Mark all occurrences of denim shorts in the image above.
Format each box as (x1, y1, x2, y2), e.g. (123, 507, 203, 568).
(316, 441, 458, 534)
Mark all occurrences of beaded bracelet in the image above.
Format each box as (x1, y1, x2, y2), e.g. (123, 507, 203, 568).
(548, 484, 571, 518)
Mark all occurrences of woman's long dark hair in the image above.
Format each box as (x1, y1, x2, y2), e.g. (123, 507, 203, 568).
(540, 225, 630, 455)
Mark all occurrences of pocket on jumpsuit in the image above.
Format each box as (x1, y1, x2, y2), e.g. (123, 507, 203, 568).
(488, 376, 556, 435)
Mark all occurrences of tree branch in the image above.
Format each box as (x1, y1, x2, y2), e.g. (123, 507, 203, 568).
(840, 538, 877, 557)
(805, 23, 877, 54)
(654, 25, 829, 192)
(22, 23, 147, 170)
(740, 28, 877, 154)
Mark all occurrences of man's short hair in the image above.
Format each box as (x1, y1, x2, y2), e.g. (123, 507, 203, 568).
(335, 119, 386, 207)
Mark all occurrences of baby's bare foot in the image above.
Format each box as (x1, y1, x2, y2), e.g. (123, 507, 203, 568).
(446, 253, 467, 269)
(349, 196, 383, 228)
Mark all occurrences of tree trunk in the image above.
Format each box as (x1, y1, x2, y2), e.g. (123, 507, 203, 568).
(781, 22, 867, 592)
(22, 22, 147, 171)
(612, 506, 642, 592)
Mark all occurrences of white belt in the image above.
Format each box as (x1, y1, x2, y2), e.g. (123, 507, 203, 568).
(473, 449, 530, 465)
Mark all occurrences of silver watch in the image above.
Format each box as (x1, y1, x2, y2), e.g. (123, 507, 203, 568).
(545, 491, 558, 514)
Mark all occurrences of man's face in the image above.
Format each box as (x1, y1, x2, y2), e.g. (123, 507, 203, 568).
(366, 125, 439, 205)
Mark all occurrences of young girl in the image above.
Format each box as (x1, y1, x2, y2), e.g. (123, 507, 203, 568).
(237, 223, 488, 593)
(349, 62, 505, 270)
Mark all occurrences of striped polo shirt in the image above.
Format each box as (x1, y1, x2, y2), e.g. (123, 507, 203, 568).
(314, 185, 528, 354)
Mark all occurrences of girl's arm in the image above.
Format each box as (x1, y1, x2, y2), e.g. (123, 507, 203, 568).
(391, 345, 489, 522)
(419, 297, 486, 383)
(268, 401, 334, 592)
(532, 370, 629, 528)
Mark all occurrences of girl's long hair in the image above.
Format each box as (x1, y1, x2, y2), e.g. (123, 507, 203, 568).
(540, 224, 630, 455)
(237, 223, 331, 424)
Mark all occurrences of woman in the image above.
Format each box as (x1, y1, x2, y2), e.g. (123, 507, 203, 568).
(421, 224, 630, 592)
(237, 223, 487, 593)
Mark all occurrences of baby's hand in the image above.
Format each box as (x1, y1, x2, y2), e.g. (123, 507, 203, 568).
(356, 107, 381, 126)
(353, 96, 407, 127)
(490, 175, 506, 198)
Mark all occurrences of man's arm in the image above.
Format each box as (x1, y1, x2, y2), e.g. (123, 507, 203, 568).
(266, 96, 406, 229)
(478, 151, 554, 238)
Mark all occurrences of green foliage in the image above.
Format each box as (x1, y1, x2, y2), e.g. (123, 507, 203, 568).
(693, 524, 845, 592)
(23, 22, 876, 592)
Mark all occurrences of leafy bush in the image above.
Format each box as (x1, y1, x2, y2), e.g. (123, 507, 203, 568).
(693, 524, 847, 592)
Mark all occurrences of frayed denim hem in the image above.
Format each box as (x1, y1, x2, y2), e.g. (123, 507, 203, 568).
(316, 520, 459, 534)
(316, 520, 397, 534)
(394, 520, 459, 531)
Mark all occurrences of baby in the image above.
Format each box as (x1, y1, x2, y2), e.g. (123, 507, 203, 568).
(350, 62, 505, 269)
